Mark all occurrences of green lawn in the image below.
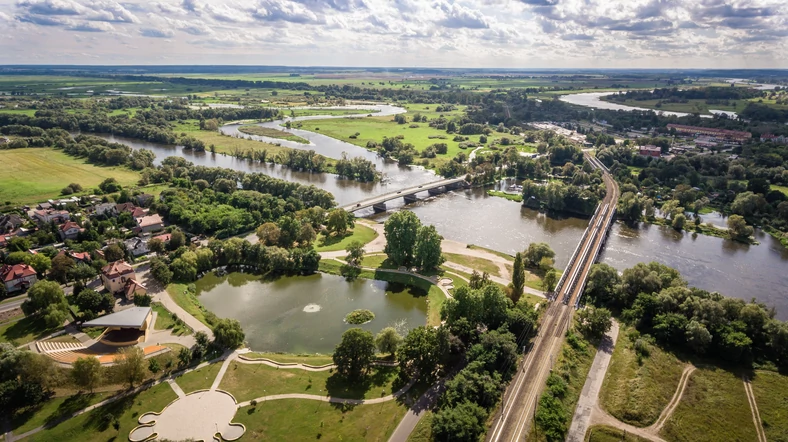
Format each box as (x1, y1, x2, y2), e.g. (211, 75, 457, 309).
(466, 245, 515, 261)
(0, 108, 38, 116)
(11, 392, 112, 435)
(661, 367, 757, 442)
(586, 425, 653, 442)
(175, 362, 223, 394)
(0, 148, 140, 204)
(314, 224, 378, 252)
(772, 184, 788, 197)
(599, 326, 686, 427)
(238, 125, 309, 144)
(166, 283, 211, 327)
(25, 382, 178, 442)
(750, 370, 788, 442)
(235, 398, 407, 441)
(172, 120, 301, 159)
(0, 315, 59, 346)
(407, 410, 434, 442)
(219, 361, 401, 403)
(242, 353, 335, 366)
(443, 252, 502, 277)
(359, 254, 397, 269)
(151, 302, 192, 336)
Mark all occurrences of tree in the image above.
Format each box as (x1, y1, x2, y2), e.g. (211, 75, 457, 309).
(69, 263, 97, 286)
(672, 213, 686, 231)
(74, 289, 114, 319)
(113, 346, 146, 388)
(398, 326, 450, 382)
(542, 269, 558, 293)
(431, 401, 488, 442)
(576, 307, 612, 339)
(523, 243, 555, 268)
(148, 238, 165, 255)
(414, 225, 444, 271)
(177, 346, 192, 366)
(375, 327, 402, 357)
(511, 252, 525, 303)
(148, 358, 161, 375)
(104, 244, 125, 262)
(50, 254, 75, 283)
(584, 263, 620, 305)
(256, 222, 281, 246)
(27, 254, 51, 275)
(345, 241, 365, 266)
(169, 231, 186, 250)
(333, 328, 376, 380)
(72, 357, 102, 392)
(149, 257, 173, 285)
(213, 318, 245, 349)
(21, 281, 69, 328)
(727, 214, 754, 240)
(276, 216, 301, 248)
(326, 208, 353, 235)
(297, 224, 316, 246)
(384, 211, 421, 267)
(6, 236, 31, 252)
(685, 320, 712, 354)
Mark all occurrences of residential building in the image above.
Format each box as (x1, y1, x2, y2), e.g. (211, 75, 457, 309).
(56, 250, 91, 264)
(0, 214, 24, 234)
(32, 209, 69, 224)
(760, 134, 787, 144)
(101, 261, 136, 294)
(93, 203, 116, 217)
(135, 214, 164, 233)
(638, 145, 661, 157)
(1, 263, 38, 293)
(115, 202, 136, 214)
(124, 237, 150, 257)
(58, 221, 83, 241)
(666, 124, 752, 143)
(152, 233, 171, 244)
(123, 279, 147, 301)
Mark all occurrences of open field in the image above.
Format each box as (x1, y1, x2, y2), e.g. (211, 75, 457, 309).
(772, 184, 788, 197)
(238, 125, 310, 143)
(25, 382, 178, 442)
(585, 425, 653, 442)
(750, 370, 788, 442)
(234, 398, 407, 441)
(219, 361, 400, 403)
(0, 148, 140, 204)
(314, 224, 378, 252)
(11, 392, 112, 435)
(660, 367, 757, 442)
(443, 252, 502, 276)
(0, 315, 60, 346)
(598, 326, 686, 427)
(175, 362, 223, 394)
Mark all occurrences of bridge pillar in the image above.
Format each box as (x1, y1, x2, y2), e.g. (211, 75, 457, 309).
(427, 187, 444, 196)
(403, 193, 419, 204)
(372, 203, 387, 213)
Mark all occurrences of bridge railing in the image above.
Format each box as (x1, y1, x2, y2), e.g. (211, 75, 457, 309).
(574, 205, 616, 308)
(553, 202, 601, 298)
(563, 204, 607, 304)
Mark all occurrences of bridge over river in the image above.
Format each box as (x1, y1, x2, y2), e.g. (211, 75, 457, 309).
(340, 176, 470, 213)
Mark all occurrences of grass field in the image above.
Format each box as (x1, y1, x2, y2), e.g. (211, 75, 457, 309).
(151, 303, 192, 336)
(219, 361, 400, 403)
(11, 392, 112, 435)
(174, 362, 223, 394)
(0, 148, 140, 204)
(172, 120, 303, 159)
(0, 315, 60, 346)
(234, 398, 406, 441)
(443, 252, 502, 276)
(772, 184, 788, 197)
(26, 382, 178, 442)
(314, 224, 378, 252)
(586, 425, 653, 442)
(750, 370, 788, 442)
(242, 352, 335, 366)
(599, 326, 686, 427)
(166, 283, 211, 327)
(661, 367, 757, 442)
(238, 125, 310, 144)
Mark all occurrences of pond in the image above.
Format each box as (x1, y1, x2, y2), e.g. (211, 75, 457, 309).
(197, 272, 429, 354)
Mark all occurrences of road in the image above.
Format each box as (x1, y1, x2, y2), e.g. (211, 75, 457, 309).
(487, 154, 619, 442)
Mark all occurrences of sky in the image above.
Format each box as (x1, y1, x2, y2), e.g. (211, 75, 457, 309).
(0, 0, 786, 68)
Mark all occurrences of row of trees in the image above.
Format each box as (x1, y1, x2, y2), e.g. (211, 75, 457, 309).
(383, 211, 444, 270)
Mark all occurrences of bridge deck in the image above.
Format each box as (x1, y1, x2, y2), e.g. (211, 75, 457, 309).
(341, 176, 468, 212)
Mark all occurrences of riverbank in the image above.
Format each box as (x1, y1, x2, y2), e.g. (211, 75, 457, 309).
(237, 124, 310, 144)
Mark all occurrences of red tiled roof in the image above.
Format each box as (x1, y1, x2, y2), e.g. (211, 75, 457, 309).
(124, 279, 146, 298)
(136, 214, 163, 228)
(101, 260, 134, 279)
(152, 233, 171, 242)
(1, 263, 37, 282)
(59, 221, 81, 232)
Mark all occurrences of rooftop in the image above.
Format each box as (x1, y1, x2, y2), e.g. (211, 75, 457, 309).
(83, 306, 152, 329)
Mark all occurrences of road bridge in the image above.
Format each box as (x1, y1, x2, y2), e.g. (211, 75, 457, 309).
(487, 153, 619, 442)
(340, 176, 470, 213)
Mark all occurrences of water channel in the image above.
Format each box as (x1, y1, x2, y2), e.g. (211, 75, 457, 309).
(98, 103, 788, 319)
(197, 272, 428, 353)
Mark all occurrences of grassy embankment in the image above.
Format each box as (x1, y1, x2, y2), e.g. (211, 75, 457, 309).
(660, 367, 758, 442)
(237, 125, 310, 144)
(0, 315, 60, 346)
(242, 353, 335, 366)
(173, 362, 223, 394)
(151, 302, 192, 336)
(585, 426, 653, 442)
(314, 223, 378, 252)
(219, 361, 400, 402)
(750, 370, 788, 441)
(0, 148, 140, 204)
(166, 283, 211, 327)
(598, 325, 686, 426)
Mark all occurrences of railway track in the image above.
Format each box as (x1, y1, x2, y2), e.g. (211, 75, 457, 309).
(487, 154, 619, 442)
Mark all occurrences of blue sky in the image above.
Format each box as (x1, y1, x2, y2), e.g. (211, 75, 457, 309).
(0, 0, 785, 68)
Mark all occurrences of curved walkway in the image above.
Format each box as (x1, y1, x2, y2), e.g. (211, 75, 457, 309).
(236, 354, 398, 371)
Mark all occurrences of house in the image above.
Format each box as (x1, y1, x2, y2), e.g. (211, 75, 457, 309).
(152, 233, 171, 244)
(666, 124, 752, 143)
(123, 279, 147, 301)
(36, 202, 52, 210)
(124, 237, 150, 257)
(93, 203, 116, 217)
(638, 145, 661, 158)
(101, 261, 136, 294)
(130, 207, 146, 218)
(135, 214, 164, 233)
(760, 133, 787, 144)
(32, 209, 69, 224)
(58, 221, 83, 241)
(56, 250, 91, 264)
(1, 263, 38, 293)
(0, 214, 24, 234)
(135, 194, 154, 207)
(115, 203, 136, 214)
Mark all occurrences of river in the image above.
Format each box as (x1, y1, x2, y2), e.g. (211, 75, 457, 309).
(97, 103, 788, 318)
(559, 92, 733, 118)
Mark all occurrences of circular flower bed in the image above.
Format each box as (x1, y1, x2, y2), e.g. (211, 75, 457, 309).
(345, 309, 375, 325)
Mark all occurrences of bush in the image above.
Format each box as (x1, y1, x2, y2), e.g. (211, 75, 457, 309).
(345, 309, 375, 324)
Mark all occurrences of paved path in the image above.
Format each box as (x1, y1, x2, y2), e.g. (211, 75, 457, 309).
(388, 376, 449, 442)
(567, 320, 620, 442)
(236, 377, 416, 408)
(211, 350, 238, 391)
(138, 269, 213, 339)
(167, 379, 186, 398)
